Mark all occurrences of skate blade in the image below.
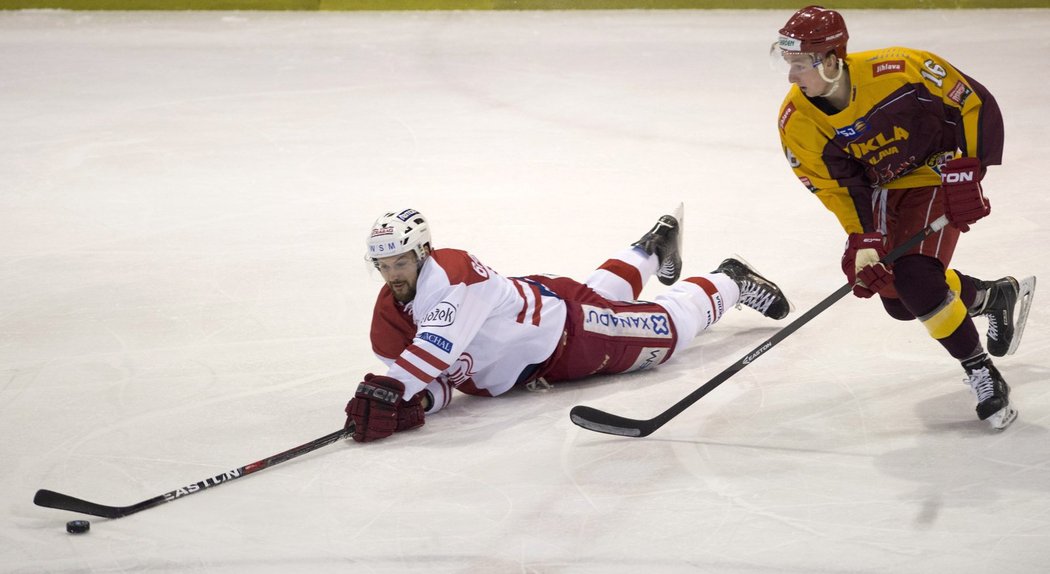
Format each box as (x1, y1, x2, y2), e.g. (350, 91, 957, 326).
(1006, 275, 1037, 356)
(989, 405, 1018, 430)
(658, 202, 684, 286)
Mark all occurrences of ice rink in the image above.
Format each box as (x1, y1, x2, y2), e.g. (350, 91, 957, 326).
(3, 7, 1050, 573)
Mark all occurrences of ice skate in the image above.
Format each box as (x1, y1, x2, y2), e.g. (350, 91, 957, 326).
(632, 203, 683, 286)
(716, 256, 793, 320)
(970, 275, 1036, 357)
(962, 354, 1017, 430)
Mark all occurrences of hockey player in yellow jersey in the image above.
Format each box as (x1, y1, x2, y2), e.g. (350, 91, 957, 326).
(773, 6, 1035, 430)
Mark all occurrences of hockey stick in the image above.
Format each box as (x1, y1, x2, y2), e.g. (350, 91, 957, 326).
(34, 425, 353, 519)
(570, 215, 951, 438)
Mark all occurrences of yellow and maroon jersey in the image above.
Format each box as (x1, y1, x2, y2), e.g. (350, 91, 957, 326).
(777, 46, 1004, 234)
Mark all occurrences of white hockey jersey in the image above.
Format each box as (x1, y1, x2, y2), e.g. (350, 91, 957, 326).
(370, 248, 567, 411)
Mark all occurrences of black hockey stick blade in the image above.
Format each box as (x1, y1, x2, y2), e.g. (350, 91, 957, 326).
(571, 216, 949, 438)
(34, 426, 352, 519)
(571, 282, 852, 437)
(569, 407, 655, 438)
(33, 489, 152, 519)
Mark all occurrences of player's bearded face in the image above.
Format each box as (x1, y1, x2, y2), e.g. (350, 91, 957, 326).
(376, 252, 420, 303)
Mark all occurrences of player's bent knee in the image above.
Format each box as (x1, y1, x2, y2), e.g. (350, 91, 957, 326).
(880, 297, 916, 321)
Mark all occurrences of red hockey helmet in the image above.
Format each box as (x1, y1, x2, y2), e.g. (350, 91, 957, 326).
(777, 5, 849, 59)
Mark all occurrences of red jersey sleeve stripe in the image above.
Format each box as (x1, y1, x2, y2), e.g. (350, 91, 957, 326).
(406, 343, 449, 371)
(512, 279, 529, 324)
(395, 356, 434, 383)
(528, 282, 543, 326)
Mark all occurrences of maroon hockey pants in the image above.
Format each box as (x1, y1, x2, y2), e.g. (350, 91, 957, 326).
(874, 186, 982, 359)
(523, 275, 678, 383)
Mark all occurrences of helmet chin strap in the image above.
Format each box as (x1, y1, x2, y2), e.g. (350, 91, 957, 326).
(816, 59, 844, 98)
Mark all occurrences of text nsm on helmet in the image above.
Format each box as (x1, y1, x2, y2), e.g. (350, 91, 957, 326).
(366, 209, 432, 264)
(776, 5, 849, 59)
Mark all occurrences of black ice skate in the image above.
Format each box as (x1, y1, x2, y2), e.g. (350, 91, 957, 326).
(962, 354, 1017, 430)
(633, 203, 683, 286)
(970, 275, 1036, 357)
(715, 257, 793, 320)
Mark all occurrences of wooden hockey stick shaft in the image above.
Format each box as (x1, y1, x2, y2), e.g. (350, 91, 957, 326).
(570, 215, 950, 438)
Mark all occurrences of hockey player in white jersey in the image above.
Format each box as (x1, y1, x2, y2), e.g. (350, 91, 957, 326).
(346, 206, 793, 442)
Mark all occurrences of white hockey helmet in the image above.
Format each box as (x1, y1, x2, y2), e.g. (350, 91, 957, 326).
(365, 209, 432, 264)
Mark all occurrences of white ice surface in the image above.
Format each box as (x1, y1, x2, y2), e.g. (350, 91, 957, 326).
(2, 8, 1050, 573)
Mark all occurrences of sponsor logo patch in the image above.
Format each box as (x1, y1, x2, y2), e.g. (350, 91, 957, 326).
(446, 353, 475, 386)
(872, 60, 905, 77)
(777, 36, 802, 51)
(779, 103, 796, 131)
(947, 81, 972, 105)
(581, 305, 673, 339)
(926, 151, 955, 174)
(835, 118, 869, 139)
(625, 347, 670, 373)
(368, 241, 397, 255)
(421, 302, 457, 327)
(396, 209, 419, 222)
(418, 331, 453, 353)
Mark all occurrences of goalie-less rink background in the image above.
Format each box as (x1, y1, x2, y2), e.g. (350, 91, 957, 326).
(2, 8, 1049, 573)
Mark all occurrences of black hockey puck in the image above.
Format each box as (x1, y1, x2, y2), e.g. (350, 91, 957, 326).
(66, 520, 90, 534)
